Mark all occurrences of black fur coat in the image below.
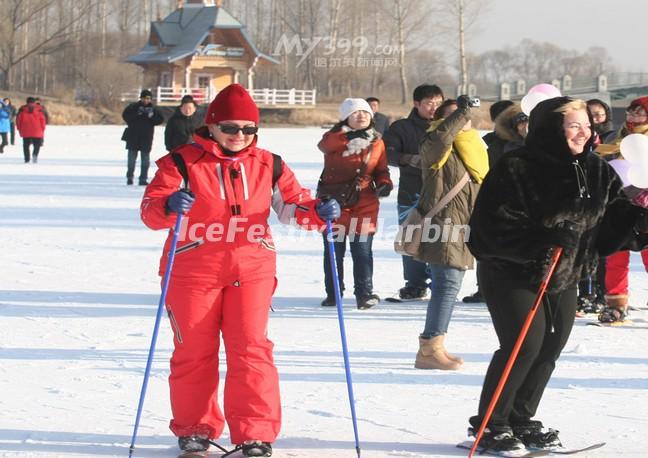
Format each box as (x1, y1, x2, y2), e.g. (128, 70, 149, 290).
(468, 97, 647, 292)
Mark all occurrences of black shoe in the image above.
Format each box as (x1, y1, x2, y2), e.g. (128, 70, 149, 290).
(462, 290, 484, 303)
(356, 293, 379, 310)
(512, 420, 562, 450)
(139, 180, 148, 186)
(398, 285, 428, 300)
(127, 178, 134, 185)
(178, 435, 210, 452)
(468, 426, 526, 456)
(241, 440, 272, 457)
(321, 296, 336, 307)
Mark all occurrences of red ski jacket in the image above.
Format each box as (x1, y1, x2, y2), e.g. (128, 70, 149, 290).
(16, 103, 46, 138)
(141, 132, 324, 283)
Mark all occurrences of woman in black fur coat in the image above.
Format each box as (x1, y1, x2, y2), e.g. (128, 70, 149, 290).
(465, 97, 648, 455)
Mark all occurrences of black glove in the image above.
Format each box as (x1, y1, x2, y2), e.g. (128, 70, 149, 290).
(635, 209, 648, 233)
(543, 221, 579, 249)
(375, 183, 392, 198)
(456, 95, 472, 109)
(166, 190, 195, 214)
(346, 129, 371, 141)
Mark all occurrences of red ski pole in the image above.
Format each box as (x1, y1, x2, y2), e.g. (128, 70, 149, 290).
(469, 246, 564, 457)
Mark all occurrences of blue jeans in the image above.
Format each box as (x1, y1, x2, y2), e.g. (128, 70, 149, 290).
(323, 233, 374, 299)
(421, 264, 466, 337)
(398, 204, 429, 288)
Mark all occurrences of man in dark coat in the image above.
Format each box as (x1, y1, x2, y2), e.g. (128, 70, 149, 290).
(164, 95, 201, 151)
(383, 84, 444, 300)
(122, 89, 164, 185)
(366, 97, 391, 135)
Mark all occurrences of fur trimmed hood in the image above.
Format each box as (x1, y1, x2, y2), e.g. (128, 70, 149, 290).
(494, 105, 527, 143)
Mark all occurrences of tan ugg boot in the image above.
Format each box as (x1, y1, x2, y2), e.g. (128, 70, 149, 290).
(415, 336, 461, 370)
(440, 334, 464, 365)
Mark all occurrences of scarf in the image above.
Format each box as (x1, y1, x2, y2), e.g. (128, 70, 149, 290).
(427, 119, 490, 183)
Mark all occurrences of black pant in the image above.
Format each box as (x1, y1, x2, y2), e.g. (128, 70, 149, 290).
(10, 122, 15, 145)
(0, 132, 7, 152)
(471, 263, 577, 429)
(23, 138, 42, 162)
(127, 149, 151, 183)
(577, 257, 606, 298)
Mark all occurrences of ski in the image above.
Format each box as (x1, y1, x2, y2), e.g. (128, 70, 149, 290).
(531, 442, 606, 455)
(456, 440, 549, 457)
(384, 295, 429, 303)
(587, 320, 633, 327)
(456, 441, 605, 456)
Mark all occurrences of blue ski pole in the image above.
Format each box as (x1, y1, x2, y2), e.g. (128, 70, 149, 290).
(325, 219, 361, 458)
(129, 213, 184, 457)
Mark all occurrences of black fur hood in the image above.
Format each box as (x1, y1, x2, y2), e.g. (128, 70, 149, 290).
(468, 97, 647, 292)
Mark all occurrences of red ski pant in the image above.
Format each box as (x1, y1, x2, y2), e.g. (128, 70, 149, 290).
(165, 276, 281, 444)
(605, 250, 648, 303)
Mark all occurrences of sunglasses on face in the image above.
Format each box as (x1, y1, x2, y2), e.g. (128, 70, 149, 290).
(217, 124, 258, 135)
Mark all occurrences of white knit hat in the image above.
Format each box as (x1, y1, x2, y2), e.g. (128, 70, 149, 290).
(339, 98, 374, 121)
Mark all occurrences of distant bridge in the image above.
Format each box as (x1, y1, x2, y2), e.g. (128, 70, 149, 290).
(467, 72, 648, 101)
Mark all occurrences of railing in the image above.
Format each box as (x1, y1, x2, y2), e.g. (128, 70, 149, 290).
(120, 87, 317, 106)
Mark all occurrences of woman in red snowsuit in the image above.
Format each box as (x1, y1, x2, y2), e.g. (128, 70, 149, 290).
(140, 84, 339, 457)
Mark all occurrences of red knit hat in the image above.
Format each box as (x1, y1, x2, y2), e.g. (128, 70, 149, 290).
(205, 83, 259, 125)
(630, 96, 648, 113)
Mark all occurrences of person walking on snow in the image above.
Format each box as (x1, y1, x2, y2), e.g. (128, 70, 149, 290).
(317, 98, 392, 309)
(140, 83, 340, 457)
(16, 97, 46, 163)
(466, 97, 648, 455)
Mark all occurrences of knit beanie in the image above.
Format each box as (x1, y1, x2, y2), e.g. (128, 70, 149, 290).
(140, 89, 153, 98)
(180, 95, 196, 105)
(205, 83, 259, 124)
(339, 98, 374, 121)
(629, 96, 648, 114)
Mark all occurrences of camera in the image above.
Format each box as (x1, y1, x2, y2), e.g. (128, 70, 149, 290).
(457, 95, 480, 108)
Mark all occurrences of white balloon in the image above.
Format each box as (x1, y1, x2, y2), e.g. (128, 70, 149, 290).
(628, 166, 648, 189)
(521, 92, 550, 115)
(620, 134, 648, 163)
(609, 159, 631, 187)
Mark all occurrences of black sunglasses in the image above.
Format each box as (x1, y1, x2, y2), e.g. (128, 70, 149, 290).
(218, 124, 258, 135)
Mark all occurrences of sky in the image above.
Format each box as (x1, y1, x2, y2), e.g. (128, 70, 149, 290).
(470, 0, 646, 72)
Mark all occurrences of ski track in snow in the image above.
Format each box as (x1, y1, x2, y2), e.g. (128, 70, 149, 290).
(1, 126, 647, 457)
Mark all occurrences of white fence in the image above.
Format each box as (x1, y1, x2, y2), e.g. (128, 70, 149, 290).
(120, 87, 317, 106)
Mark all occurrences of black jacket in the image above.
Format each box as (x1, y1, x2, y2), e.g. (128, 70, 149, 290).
(122, 101, 164, 152)
(468, 97, 647, 292)
(383, 109, 433, 205)
(164, 108, 202, 151)
(373, 112, 391, 136)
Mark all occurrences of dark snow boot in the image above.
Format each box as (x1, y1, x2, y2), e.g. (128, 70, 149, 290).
(321, 296, 336, 307)
(356, 294, 380, 310)
(178, 435, 210, 452)
(467, 426, 527, 457)
(398, 285, 428, 300)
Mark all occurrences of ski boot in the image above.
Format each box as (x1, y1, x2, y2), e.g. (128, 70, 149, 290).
(178, 435, 210, 452)
(467, 426, 527, 457)
(512, 420, 562, 450)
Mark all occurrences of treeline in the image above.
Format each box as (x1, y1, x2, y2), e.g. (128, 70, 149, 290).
(0, 0, 615, 108)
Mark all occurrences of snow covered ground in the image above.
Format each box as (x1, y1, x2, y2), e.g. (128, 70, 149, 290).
(1, 125, 647, 458)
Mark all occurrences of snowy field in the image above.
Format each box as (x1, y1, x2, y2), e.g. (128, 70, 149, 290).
(1, 125, 648, 458)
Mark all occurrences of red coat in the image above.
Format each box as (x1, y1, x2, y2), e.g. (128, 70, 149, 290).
(141, 131, 324, 282)
(317, 129, 392, 234)
(16, 103, 46, 138)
